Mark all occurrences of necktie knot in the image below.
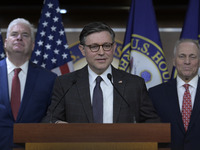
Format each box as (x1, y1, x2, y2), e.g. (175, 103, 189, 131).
(14, 68, 21, 76)
(183, 84, 190, 91)
(96, 76, 102, 84)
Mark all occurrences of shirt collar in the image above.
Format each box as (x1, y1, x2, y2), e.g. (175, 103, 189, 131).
(177, 75, 198, 89)
(6, 58, 29, 75)
(88, 65, 112, 85)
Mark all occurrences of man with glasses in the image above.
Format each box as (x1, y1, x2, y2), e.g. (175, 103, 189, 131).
(42, 22, 159, 123)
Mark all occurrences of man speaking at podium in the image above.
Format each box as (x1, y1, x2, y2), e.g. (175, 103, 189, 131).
(42, 22, 160, 124)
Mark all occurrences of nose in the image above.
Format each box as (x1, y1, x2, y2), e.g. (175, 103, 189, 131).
(17, 34, 22, 40)
(184, 57, 190, 64)
(98, 45, 105, 55)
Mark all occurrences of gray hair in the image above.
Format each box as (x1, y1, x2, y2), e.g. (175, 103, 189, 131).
(6, 18, 35, 42)
(174, 39, 200, 57)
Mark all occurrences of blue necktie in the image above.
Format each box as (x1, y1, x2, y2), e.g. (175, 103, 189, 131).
(93, 76, 103, 123)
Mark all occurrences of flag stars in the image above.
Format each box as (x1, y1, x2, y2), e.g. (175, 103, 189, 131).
(0, 52, 5, 59)
(45, 12, 51, 18)
(48, 3, 53, 8)
(59, 30, 64, 36)
(53, 16, 59, 22)
(41, 63, 46, 68)
(56, 7, 60, 13)
(40, 31, 46, 37)
(42, 21, 48, 27)
(37, 40, 44, 46)
(31, 0, 72, 72)
(51, 26, 56, 31)
(35, 50, 41, 56)
(43, 53, 48, 59)
(62, 53, 68, 59)
(32, 60, 38, 64)
(56, 39, 62, 45)
(48, 35, 54, 40)
(64, 44, 69, 49)
(51, 58, 57, 64)
(54, 49, 59, 54)
(45, 43, 51, 50)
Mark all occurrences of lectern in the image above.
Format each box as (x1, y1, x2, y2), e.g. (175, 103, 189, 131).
(13, 123, 170, 150)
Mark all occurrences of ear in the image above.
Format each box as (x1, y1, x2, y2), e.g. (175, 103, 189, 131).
(112, 42, 117, 54)
(31, 42, 35, 52)
(4, 39, 7, 49)
(79, 44, 86, 56)
(199, 59, 200, 67)
(173, 58, 176, 66)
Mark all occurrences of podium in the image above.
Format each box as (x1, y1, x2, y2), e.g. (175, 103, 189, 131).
(13, 123, 170, 150)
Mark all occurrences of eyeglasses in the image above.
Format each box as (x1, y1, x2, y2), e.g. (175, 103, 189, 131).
(84, 43, 114, 52)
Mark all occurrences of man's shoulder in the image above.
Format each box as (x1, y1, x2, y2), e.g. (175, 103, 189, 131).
(29, 62, 57, 77)
(149, 79, 176, 92)
(0, 58, 6, 66)
(57, 66, 87, 81)
(113, 67, 145, 82)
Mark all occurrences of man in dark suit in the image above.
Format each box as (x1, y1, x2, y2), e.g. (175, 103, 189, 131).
(149, 39, 200, 150)
(42, 22, 159, 124)
(0, 18, 57, 149)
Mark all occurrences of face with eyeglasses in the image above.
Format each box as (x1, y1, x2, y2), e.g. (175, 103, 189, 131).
(79, 31, 116, 75)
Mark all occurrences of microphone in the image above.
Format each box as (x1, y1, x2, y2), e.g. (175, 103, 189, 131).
(107, 73, 136, 123)
(50, 80, 77, 123)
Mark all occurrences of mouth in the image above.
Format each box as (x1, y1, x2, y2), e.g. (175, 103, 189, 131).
(14, 42, 24, 46)
(96, 58, 106, 63)
(183, 67, 191, 70)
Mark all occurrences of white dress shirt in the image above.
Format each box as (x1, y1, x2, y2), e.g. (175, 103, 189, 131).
(88, 65, 113, 123)
(6, 58, 28, 102)
(177, 75, 198, 111)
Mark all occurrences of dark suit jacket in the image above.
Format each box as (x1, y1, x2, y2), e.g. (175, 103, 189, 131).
(42, 65, 159, 123)
(0, 58, 57, 150)
(149, 78, 200, 150)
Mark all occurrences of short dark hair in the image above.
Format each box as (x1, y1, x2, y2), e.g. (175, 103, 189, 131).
(79, 22, 115, 45)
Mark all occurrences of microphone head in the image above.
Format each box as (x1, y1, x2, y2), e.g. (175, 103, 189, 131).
(107, 73, 112, 81)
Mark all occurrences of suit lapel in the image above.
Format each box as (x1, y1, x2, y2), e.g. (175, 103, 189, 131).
(76, 66, 94, 122)
(167, 79, 186, 133)
(0, 59, 13, 119)
(187, 78, 200, 133)
(16, 62, 38, 121)
(112, 67, 125, 123)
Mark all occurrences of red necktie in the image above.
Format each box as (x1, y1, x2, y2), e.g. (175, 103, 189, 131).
(182, 84, 192, 131)
(11, 68, 21, 121)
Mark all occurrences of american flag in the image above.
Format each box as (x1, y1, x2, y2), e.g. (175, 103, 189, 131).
(0, 30, 5, 60)
(31, 0, 73, 75)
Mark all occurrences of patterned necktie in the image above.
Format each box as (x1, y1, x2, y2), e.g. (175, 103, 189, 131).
(92, 76, 103, 123)
(182, 84, 192, 131)
(11, 68, 21, 121)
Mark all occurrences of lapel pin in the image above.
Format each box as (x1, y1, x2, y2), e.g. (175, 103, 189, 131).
(118, 80, 122, 83)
